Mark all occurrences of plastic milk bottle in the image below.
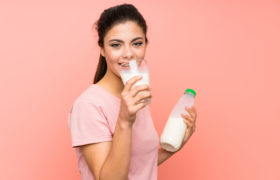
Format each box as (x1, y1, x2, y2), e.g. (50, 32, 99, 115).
(160, 89, 196, 152)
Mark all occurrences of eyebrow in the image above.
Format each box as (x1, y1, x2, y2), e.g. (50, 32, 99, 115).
(108, 37, 144, 43)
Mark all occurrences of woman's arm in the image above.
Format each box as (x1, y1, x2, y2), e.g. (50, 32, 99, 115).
(158, 147, 176, 166)
(99, 120, 133, 179)
(83, 76, 151, 180)
(81, 119, 133, 180)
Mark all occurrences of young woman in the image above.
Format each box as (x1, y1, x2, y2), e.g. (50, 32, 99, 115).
(68, 4, 197, 180)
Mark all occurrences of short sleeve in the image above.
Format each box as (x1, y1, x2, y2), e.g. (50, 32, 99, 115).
(68, 100, 112, 147)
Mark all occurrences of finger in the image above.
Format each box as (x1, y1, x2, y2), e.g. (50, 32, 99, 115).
(130, 84, 150, 97)
(185, 106, 196, 118)
(191, 106, 198, 118)
(123, 75, 143, 92)
(182, 117, 193, 128)
(182, 115, 196, 128)
(133, 99, 149, 111)
(134, 90, 152, 104)
(181, 113, 193, 122)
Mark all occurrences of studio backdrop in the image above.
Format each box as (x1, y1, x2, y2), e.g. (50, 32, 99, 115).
(1, 0, 280, 179)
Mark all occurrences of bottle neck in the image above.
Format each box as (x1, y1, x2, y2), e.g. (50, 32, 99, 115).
(184, 92, 195, 98)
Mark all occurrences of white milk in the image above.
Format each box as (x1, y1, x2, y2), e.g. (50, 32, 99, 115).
(120, 70, 150, 88)
(120, 60, 150, 103)
(160, 116, 187, 152)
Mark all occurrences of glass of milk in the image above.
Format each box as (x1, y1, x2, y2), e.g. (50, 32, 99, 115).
(119, 59, 151, 104)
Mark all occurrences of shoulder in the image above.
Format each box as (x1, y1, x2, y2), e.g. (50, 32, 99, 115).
(68, 85, 109, 126)
(73, 84, 104, 106)
(68, 84, 119, 125)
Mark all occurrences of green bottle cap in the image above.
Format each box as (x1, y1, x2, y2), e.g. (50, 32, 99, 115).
(185, 89, 196, 97)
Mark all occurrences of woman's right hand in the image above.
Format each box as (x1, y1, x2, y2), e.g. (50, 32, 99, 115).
(118, 75, 152, 126)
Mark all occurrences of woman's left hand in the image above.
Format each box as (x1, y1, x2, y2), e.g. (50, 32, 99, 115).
(178, 106, 197, 151)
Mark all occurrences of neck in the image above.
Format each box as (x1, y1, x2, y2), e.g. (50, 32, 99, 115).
(97, 69, 124, 98)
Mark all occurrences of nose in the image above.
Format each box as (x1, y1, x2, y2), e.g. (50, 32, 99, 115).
(123, 45, 134, 60)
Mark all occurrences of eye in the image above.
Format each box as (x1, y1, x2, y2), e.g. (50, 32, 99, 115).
(110, 43, 120, 48)
(133, 41, 143, 47)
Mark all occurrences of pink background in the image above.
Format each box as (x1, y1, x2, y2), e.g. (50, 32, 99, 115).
(1, 0, 280, 179)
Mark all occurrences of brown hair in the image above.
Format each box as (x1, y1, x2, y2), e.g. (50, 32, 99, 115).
(92, 3, 148, 84)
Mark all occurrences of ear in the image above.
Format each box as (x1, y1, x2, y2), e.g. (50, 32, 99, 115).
(100, 48, 105, 57)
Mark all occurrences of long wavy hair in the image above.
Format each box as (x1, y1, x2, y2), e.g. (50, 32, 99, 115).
(92, 4, 148, 84)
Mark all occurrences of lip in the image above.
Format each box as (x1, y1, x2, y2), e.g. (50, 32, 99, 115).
(118, 59, 139, 65)
(118, 62, 129, 66)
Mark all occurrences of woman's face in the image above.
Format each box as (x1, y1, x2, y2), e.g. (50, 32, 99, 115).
(101, 20, 147, 77)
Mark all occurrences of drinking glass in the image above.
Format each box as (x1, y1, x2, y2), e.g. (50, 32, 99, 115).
(119, 59, 151, 104)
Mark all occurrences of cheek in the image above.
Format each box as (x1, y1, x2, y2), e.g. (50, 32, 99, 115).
(110, 50, 122, 60)
(136, 46, 146, 59)
(105, 55, 122, 76)
(105, 47, 122, 59)
(111, 64, 122, 78)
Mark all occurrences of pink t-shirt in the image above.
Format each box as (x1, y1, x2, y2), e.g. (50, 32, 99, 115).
(68, 84, 159, 180)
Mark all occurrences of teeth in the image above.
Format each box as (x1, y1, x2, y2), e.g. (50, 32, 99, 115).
(119, 63, 129, 67)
